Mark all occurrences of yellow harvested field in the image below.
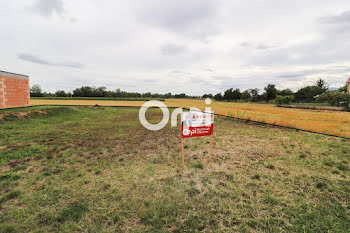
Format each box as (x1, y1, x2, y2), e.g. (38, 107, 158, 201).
(31, 98, 350, 138)
(30, 99, 146, 107)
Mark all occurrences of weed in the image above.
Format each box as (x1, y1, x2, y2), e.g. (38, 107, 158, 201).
(0, 172, 20, 181)
(0, 190, 20, 206)
(225, 174, 234, 182)
(337, 164, 348, 171)
(315, 182, 327, 190)
(57, 200, 88, 222)
(191, 162, 204, 169)
(266, 163, 275, 169)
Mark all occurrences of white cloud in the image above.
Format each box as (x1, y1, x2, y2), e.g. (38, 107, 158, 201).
(0, 0, 349, 95)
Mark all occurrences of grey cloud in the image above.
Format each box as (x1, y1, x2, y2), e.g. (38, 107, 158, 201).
(240, 42, 278, 50)
(32, 0, 65, 17)
(190, 77, 212, 85)
(170, 70, 183, 74)
(318, 10, 350, 24)
(267, 68, 350, 89)
(18, 53, 84, 69)
(240, 42, 252, 48)
(144, 79, 157, 83)
(246, 37, 350, 67)
(203, 68, 214, 72)
(277, 73, 305, 79)
(137, 0, 219, 39)
(69, 17, 78, 23)
(170, 70, 192, 75)
(212, 76, 233, 81)
(160, 44, 187, 55)
(256, 44, 277, 50)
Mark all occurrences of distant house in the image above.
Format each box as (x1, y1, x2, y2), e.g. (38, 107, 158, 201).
(0, 70, 30, 109)
(347, 77, 350, 93)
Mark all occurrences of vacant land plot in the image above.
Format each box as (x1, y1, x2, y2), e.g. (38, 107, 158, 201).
(0, 106, 349, 232)
(31, 98, 350, 138)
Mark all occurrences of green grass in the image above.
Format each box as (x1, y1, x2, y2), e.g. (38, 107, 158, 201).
(290, 102, 331, 106)
(31, 97, 165, 101)
(0, 106, 349, 232)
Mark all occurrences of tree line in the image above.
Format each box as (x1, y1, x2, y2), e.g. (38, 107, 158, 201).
(205, 79, 349, 108)
(30, 85, 197, 99)
(30, 78, 350, 108)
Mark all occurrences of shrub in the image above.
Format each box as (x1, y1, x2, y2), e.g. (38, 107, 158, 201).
(276, 95, 294, 105)
(315, 90, 350, 108)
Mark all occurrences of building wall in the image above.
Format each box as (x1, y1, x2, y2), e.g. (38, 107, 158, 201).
(0, 71, 30, 109)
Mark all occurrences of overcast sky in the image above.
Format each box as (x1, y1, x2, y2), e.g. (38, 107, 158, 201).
(1, 0, 350, 95)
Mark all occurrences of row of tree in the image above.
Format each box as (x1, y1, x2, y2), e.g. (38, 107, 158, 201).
(30, 78, 349, 108)
(206, 79, 349, 107)
(30, 85, 195, 99)
(207, 79, 328, 102)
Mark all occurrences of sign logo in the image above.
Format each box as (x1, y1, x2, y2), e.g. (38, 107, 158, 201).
(181, 111, 214, 138)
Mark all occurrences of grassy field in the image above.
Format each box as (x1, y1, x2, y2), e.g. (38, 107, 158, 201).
(0, 106, 349, 232)
(30, 98, 350, 138)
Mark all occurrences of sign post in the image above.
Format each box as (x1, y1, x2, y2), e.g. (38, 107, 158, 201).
(181, 111, 214, 167)
(181, 137, 185, 167)
(211, 134, 213, 161)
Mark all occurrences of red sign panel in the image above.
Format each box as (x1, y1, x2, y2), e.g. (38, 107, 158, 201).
(181, 111, 214, 138)
(181, 125, 214, 138)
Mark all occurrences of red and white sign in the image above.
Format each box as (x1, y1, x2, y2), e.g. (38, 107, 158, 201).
(181, 111, 214, 138)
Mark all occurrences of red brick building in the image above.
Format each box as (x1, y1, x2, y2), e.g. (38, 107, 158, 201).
(0, 70, 30, 109)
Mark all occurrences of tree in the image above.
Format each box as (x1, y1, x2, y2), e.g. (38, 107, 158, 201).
(316, 79, 328, 93)
(294, 86, 320, 102)
(55, 90, 68, 97)
(72, 86, 108, 97)
(315, 90, 350, 107)
(30, 84, 44, 97)
(174, 93, 186, 98)
(278, 88, 294, 96)
(214, 93, 223, 101)
(338, 85, 347, 92)
(241, 90, 251, 102)
(249, 89, 260, 102)
(142, 92, 152, 97)
(263, 84, 277, 102)
(202, 94, 213, 98)
(275, 95, 294, 105)
(95, 86, 107, 97)
(223, 88, 234, 101)
(232, 88, 241, 101)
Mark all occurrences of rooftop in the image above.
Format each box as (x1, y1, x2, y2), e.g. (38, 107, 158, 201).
(0, 70, 29, 80)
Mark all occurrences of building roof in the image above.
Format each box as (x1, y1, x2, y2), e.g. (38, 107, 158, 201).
(347, 77, 350, 83)
(0, 70, 28, 80)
